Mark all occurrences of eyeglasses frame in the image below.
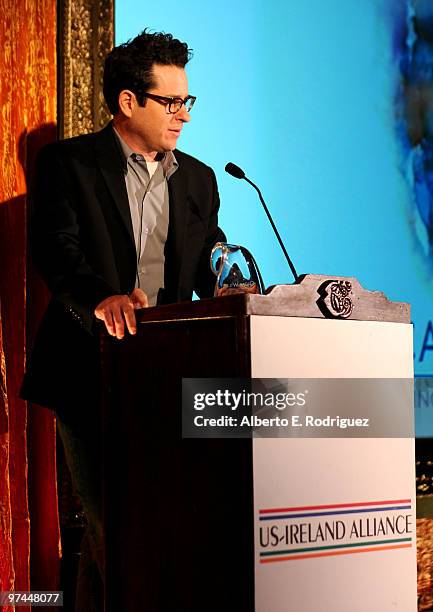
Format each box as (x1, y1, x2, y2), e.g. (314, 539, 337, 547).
(142, 92, 196, 114)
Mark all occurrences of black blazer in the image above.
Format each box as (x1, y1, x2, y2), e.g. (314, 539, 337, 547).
(21, 123, 225, 420)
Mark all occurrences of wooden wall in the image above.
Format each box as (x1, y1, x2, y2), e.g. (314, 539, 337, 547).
(0, 0, 58, 604)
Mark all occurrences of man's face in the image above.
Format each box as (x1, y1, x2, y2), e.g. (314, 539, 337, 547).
(128, 63, 190, 157)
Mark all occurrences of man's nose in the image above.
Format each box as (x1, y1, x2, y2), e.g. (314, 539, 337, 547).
(177, 104, 191, 122)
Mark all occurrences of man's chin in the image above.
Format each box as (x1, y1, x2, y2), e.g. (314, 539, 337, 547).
(167, 133, 182, 149)
(161, 143, 177, 153)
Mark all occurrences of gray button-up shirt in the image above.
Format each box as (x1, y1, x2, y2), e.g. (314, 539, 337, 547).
(113, 127, 178, 306)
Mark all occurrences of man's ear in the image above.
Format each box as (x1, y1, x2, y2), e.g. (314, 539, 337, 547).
(118, 90, 136, 117)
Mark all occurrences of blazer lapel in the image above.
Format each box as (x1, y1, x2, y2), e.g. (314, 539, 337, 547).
(93, 123, 135, 245)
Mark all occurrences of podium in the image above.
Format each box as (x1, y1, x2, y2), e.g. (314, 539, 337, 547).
(100, 276, 416, 612)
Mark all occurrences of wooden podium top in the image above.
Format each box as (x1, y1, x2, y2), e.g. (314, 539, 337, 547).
(136, 275, 410, 325)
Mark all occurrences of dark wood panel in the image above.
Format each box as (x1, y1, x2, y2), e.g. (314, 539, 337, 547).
(102, 315, 254, 612)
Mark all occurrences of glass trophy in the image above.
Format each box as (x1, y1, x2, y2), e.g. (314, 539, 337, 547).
(210, 242, 265, 296)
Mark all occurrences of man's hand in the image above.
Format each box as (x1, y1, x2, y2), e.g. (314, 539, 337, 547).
(94, 288, 148, 339)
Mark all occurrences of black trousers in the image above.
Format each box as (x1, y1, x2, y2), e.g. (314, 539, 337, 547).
(58, 414, 103, 612)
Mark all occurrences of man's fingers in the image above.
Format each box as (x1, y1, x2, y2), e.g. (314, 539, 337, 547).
(122, 302, 137, 336)
(104, 301, 135, 338)
(94, 294, 143, 338)
(111, 304, 126, 339)
(102, 311, 115, 337)
(95, 307, 116, 336)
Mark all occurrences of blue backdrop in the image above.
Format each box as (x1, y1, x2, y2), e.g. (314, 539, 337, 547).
(116, 1, 433, 434)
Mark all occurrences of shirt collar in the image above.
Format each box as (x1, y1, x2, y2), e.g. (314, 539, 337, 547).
(112, 125, 178, 179)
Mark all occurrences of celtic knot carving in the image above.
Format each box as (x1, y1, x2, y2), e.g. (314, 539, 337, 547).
(329, 281, 353, 318)
(316, 279, 354, 319)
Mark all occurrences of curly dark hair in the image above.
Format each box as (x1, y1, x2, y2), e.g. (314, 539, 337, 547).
(103, 29, 192, 115)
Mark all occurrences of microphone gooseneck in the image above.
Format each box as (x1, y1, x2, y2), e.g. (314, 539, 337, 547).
(224, 162, 299, 283)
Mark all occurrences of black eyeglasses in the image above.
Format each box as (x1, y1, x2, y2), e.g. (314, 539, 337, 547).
(142, 93, 196, 114)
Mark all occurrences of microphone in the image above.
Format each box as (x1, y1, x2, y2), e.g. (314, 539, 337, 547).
(225, 162, 245, 179)
(225, 162, 299, 283)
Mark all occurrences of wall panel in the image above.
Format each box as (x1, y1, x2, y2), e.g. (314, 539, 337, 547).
(0, 0, 58, 601)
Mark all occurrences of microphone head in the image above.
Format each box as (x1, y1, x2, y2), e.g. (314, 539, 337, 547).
(225, 162, 245, 179)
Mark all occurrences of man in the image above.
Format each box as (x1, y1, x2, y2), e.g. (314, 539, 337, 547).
(22, 29, 225, 608)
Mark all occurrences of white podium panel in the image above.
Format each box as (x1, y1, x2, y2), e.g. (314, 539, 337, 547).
(250, 316, 416, 612)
